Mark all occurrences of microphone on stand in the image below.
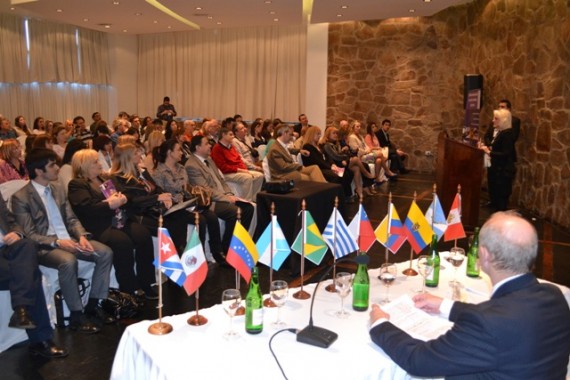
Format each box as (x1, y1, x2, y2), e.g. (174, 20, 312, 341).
(296, 255, 365, 348)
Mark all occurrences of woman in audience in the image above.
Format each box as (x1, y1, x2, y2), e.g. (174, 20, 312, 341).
(321, 127, 376, 197)
(110, 143, 189, 252)
(0, 139, 29, 183)
(14, 115, 32, 136)
(52, 124, 69, 159)
(152, 139, 222, 255)
(164, 120, 178, 140)
(93, 135, 113, 173)
(301, 126, 353, 200)
(32, 116, 46, 135)
(68, 149, 157, 299)
(58, 139, 88, 191)
(31, 134, 53, 150)
(44, 119, 54, 136)
(347, 120, 396, 184)
(250, 118, 266, 147)
(143, 131, 165, 174)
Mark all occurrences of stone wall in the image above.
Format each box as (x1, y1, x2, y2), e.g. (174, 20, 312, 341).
(327, 0, 570, 228)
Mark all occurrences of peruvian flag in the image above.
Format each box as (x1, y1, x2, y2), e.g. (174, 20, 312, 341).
(444, 193, 466, 241)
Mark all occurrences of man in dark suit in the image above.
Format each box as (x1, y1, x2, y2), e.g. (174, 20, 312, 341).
(184, 135, 254, 263)
(375, 119, 409, 174)
(11, 148, 113, 334)
(369, 211, 570, 379)
(1, 196, 67, 358)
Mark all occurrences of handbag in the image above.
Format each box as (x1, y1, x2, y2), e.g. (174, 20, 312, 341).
(186, 184, 213, 209)
(99, 288, 143, 320)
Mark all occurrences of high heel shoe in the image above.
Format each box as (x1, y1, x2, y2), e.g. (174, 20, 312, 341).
(363, 187, 376, 196)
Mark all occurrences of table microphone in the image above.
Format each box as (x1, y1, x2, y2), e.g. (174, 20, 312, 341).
(296, 255, 363, 348)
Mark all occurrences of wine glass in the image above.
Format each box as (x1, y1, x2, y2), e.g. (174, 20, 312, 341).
(221, 289, 241, 340)
(447, 247, 466, 286)
(379, 263, 397, 304)
(334, 272, 352, 319)
(270, 280, 289, 327)
(416, 256, 434, 294)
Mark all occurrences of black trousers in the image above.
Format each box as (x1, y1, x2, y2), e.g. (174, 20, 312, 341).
(488, 166, 514, 211)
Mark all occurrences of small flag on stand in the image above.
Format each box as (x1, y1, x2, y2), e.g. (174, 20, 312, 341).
(403, 201, 434, 254)
(348, 204, 376, 252)
(425, 194, 448, 241)
(322, 208, 358, 259)
(226, 221, 259, 283)
(154, 227, 186, 287)
(181, 228, 208, 296)
(444, 193, 466, 241)
(375, 202, 407, 254)
(292, 210, 328, 265)
(257, 215, 291, 271)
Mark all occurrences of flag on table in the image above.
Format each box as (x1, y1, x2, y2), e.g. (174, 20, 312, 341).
(348, 204, 376, 252)
(180, 228, 208, 296)
(154, 227, 186, 287)
(444, 193, 466, 241)
(292, 211, 328, 265)
(404, 201, 434, 254)
(425, 194, 448, 241)
(375, 202, 407, 254)
(322, 208, 358, 259)
(257, 215, 291, 271)
(226, 221, 259, 283)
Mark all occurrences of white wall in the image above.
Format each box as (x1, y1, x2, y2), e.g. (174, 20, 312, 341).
(107, 34, 138, 120)
(305, 23, 329, 129)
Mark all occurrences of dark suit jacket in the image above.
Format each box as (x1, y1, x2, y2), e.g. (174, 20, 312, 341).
(489, 128, 516, 177)
(11, 181, 90, 253)
(370, 274, 570, 379)
(184, 153, 234, 203)
(68, 178, 116, 238)
(376, 129, 393, 149)
(0, 196, 26, 285)
(266, 140, 301, 180)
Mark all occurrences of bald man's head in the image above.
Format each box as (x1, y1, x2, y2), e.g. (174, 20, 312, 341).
(479, 212, 537, 274)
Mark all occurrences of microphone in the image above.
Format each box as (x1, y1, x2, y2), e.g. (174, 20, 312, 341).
(296, 255, 366, 348)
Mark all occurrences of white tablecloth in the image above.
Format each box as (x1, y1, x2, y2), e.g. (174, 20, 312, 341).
(110, 258, 570, 380)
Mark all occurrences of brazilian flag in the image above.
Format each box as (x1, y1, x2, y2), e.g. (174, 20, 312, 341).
(292, 211, 328, 265)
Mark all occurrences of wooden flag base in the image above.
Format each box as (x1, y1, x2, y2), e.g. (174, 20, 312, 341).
(187, 314, 208, 326)
(263, 298, 277, 308)
(324, 283, 336, 293)
(402, 267, 418, 276)
(292, 289, 311, 299)
(148, 321, 173, 335)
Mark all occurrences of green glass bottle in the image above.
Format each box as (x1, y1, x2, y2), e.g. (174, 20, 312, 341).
(425, 234, 440, 287)
(466, 227, 481, 278)
(352, 252, 370, 311)
(245, 266, 263, 334)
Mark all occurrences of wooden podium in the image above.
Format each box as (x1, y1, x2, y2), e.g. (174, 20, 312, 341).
(436, 132, 484, 229)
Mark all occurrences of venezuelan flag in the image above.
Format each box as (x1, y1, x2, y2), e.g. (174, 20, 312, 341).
(226, 221, 259, 283)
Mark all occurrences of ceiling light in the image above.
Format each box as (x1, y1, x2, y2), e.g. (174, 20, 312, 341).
(337, 14, 342, 17)
(104, 25, 111, 29)
(56, 9, 63, 13)
(273, 18, 279, 22)
(341, 5, 348, 9)
(167, 26, 172, 29)
(264, 1, 272, 4)
(113, 1, 120, 5)
(207, 16, 213, 19)
(216, 21, 222, 25)
(409, 9, 415, 13)
(424, 0, 432, 2)
(135, 12, 142, 16)
(153, 20, 158, 23)
(123, 29, 128, 32)
(196, 7, 202, 10)
(83, 18, 89, 22)
(269, 11, 275, 15)
(10, 7, 15, 11)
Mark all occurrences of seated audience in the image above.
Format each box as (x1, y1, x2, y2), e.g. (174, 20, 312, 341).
(233, 121, 261, 169)
(369, 211, 570, 379)
(93, 135, 113, 173)
(376, 119, 409, 174)
(31, 134, 53, 150)
(249, 118, 265, 148)
(32, 116, 46, 135)
(0, 139, 29, 184)
(142, 131, 165, 174)
(0, 117, 18, 140)
(12, 148, 114, 333)
(67, 149, 157, 299)
(14, 115, 32, 136)
(51, 124, 69, 159)
(58, 139, 88, 194)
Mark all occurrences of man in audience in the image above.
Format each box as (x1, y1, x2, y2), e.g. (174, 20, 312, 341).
(294, 113, 311, 138)
(232, 121, 261, 170)
(267, 124, 326, 182)
(73, 116, 93, 146)
(369, 211, 570, 379)
(1, 196, 68, 358)
(156, 96, 177, 124)
(110, 118, 127, 147)
(211, 127, 264, 202)
(185, 136, 254, 260)
(199, 118, 220, 147)
(89, 112, 102, 135)
(11, 148, 114, 334)
(376, 119, 409, 174)
(0, 117, 18, 140)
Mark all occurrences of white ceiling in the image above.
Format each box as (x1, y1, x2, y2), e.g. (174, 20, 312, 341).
(0, 0, 473, 35)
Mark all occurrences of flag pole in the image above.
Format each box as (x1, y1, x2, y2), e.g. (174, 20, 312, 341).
(293, 199, 311, 299)
(188, 212, 208, 326)
(325, 196, 340, 293)
(384, 192, 392, 265)
(234, 207, 246, 315)
(148, 213, 173, 335)
(433, 184, 446, 270)
(263, 203, 277, 307)
(454, 184, 462, 249)
(402, 192, 419, 276)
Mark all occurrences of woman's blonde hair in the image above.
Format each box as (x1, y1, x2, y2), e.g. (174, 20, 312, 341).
(146, 131, 165, 154)
(303, 126, 322, 147)
(71, 149, 99, 179)
(0, 139, 20, 160)
(111, 143, 139, 181)
(117, 134, 138, 146)
(321, 126, 339, 145)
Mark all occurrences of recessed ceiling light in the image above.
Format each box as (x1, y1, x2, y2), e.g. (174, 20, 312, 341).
(337, 14, 342, 17)
(153, 20, 158, 23)
(167, 26, 172, 29)
(273, 18, 279, 22)
(216, 21, 222, 25)
(341, 5, 348, 9)
(83, 18, 89, 22)
(269, 11, 275, 15)
(104, 25, 111, 29)
(123, 29, 128, 32)
(424, 0, 432, 2)
(135, 12, 142, 16)
(10, 7, 15, 11)
(56, 9, 63, 13)
(207, 16, 213, 19)
(264, 1, 272, 4)
(196, 7, 202, 10)
(409, 9, 415, 13)
(113, 1, 120, 5)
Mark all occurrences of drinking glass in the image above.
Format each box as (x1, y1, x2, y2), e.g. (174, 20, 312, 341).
(416, 255, 434, 294)
(379, 263, 397, 304)
(270, 280, 289, 327)
(447, 247, 466, 286)
(334, 272, 352, 319)
(221, 289, 241, 340)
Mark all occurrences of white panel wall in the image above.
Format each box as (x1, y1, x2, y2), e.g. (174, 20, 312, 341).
(305, 23, 329, 129)
(107, 34, 138, 120)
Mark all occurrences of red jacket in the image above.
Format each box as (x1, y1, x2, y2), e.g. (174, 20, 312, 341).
(211, 142, 247, 173)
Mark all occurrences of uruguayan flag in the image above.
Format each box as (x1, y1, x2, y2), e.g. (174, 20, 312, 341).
(322, 208, 358, 259)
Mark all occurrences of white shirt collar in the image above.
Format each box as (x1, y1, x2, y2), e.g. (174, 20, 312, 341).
(492, 273, 525, 296)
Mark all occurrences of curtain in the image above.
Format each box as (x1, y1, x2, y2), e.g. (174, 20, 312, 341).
(137, 24, 307, 122)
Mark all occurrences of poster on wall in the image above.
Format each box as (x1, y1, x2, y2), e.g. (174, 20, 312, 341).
(463, 89, 481, 146)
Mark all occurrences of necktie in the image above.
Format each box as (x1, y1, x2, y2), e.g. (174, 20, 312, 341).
(44, 187, 71, 240)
